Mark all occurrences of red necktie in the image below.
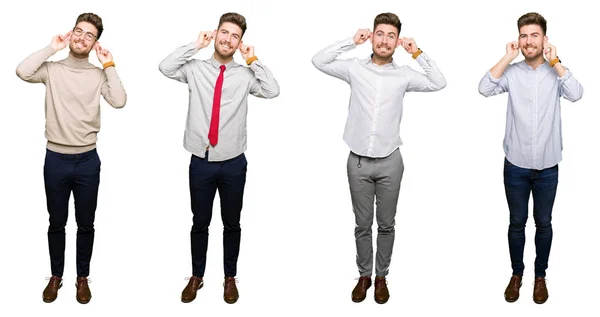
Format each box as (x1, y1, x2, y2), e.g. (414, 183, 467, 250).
(208, 65, 226, 146)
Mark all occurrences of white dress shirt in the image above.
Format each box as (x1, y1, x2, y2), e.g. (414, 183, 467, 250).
(312, 38, 446, 158)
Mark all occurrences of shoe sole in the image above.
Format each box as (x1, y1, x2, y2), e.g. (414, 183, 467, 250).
(533, 296, 548, 304)
(224, 296, 239, 304)
(77, 297, 91, 304)
(504, 295, 519, 303)
(375, 297, 389, 304)
(352, 297, 366, 303)
(181, 283, 204, 303)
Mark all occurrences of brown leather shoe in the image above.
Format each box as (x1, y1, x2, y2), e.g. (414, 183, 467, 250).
(533, 277, 549, 304)
(374, 276, 389, 304)
(42, 276, 62, 303)
(351, 276, 372, 302)
(75, 277, 92, 304)
(223, 277, 239, 304)
(504, 275, 522, 302)
(181, 276, 203, 303)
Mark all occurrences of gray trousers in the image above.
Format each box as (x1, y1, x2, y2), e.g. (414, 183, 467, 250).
(347, 148, 404, 277)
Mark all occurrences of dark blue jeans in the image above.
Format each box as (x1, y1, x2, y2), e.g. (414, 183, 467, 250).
(44, 149, 101, 278)
(504, 158, 558, 278)
(189, 152, 247, 278)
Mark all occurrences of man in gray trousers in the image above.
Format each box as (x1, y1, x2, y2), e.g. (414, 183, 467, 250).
(312, 12, 446, 304)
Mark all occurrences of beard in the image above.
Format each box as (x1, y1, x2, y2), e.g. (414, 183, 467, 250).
(372, 44, 394, 59)
(521, 45, 543, 61)
(69, 40, 93, 58)
(214, 40, 236, 59)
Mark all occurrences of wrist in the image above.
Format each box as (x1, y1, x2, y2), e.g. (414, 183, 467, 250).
(246, 56, 258, 65)
(549, 57, 561, 67)
(411, 48, 423, 59)
(103, 61, 115, 69)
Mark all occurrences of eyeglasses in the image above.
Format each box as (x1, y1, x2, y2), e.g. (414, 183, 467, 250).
(72, 27, 97, 41)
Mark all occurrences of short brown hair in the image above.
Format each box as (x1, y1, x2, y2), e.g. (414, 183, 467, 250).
(218, 12, 247, 37)
(517, 12, 547, 35)
(75, 13, 103, 39)
(374, 13, 401, 35)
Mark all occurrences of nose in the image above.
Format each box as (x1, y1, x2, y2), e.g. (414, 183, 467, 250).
(382, 36, 388, 44)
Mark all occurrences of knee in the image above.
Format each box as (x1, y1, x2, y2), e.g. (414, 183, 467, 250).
(77, 224, 95, 234)
(377, 225, 395, 235)
(223, 223, 241, 233)
(534, 216, 552, 230)
(509, 216, 527, 231)
(48, 221, 66, 233)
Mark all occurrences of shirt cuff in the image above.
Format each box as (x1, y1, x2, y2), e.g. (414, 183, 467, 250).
(486, 70, 502, 83)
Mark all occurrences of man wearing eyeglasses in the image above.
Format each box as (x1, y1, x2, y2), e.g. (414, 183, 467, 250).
(16, 12, 126, 304)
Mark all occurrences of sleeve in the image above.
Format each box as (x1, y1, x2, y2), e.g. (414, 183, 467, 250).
(248, 60, 280, 99)
(158, 42, 199, 83)
(100, 66, 127, 108)
(311, 38, 356, 83)
(15, 44, 56, 84)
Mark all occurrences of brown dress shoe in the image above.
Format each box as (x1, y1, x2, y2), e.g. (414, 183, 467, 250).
(223, 277, 239, 304)
(351, 276, 372, 303)
(374, 276, 389, 304)
(533, 277, 549, 304)
(504, 275, 522, 302)
(76, 277, 92, 304)
(42, 276, 62, 303)
(181, 276, 203, 303)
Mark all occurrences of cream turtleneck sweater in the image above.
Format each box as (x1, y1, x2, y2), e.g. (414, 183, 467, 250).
(16, 44, 127, 154)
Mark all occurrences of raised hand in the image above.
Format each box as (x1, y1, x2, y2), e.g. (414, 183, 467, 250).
(505, 41, 520, 60)
(239, 44, 255, 60)
(399, 37, 418, 54)
(196, 30, 215, 49)
(94, 42, 113, 64)
(51, 31, 72, 52)
(353, 29, 372, 45)
(543, 40, 557, 62)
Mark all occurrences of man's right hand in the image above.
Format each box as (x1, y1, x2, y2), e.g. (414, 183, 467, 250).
(196, 30, 216, 50)
(51, 31, 71, 52)
(505, 41, 520, 61)
(353, 29, 372, 45)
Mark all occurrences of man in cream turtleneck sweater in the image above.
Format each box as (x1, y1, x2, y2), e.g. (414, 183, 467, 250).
(16, 12, 126, 304)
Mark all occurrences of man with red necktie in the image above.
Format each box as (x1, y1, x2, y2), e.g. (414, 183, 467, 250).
(159, 12, 279, 304)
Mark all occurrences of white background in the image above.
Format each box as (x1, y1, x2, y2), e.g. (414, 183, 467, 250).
(0, 0, 597, 316)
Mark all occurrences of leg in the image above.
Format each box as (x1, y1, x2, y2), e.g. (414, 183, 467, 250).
(189, 154, 219, 277)
(374, 149, 404, 277)
(218, 153, 247, 278)
(503, 158, 532, 277)
(532, 164, 558, 278)
(43, 150, 73, 278)
(72, 150, 101, 278)
(347, 151, 376, 276)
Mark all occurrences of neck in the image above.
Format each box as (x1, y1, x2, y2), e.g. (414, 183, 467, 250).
(372, 54, 392, 66)
(213, 52, 233, 65)
(524, 55, 545, 70)
(68, 51, 89, 60)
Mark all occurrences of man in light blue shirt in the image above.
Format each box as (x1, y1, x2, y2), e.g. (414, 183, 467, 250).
(479, 12, 583, 305)
(313, 12, 446, 304)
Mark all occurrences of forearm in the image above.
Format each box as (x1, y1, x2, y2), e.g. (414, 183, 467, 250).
(490, 54, 513, 79)
(414, 53, 446, 91)
(249, 60, 279, 98)
(103, 66, 127, 108)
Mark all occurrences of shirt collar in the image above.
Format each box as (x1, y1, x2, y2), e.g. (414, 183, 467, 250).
(365, 54, 397, 69)
(210, 54, 238, 70)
